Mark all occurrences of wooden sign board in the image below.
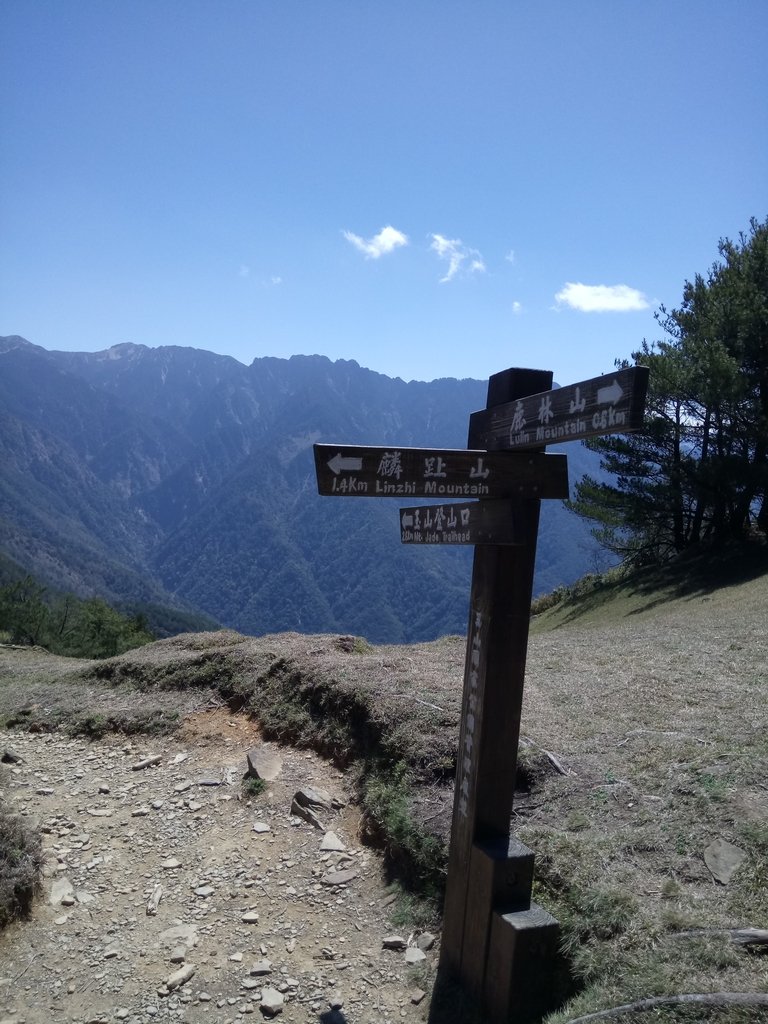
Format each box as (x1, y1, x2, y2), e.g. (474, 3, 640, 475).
(313, 445, 569, 500)
(468, 366, 649, 451)
(400, 500, 522, 546)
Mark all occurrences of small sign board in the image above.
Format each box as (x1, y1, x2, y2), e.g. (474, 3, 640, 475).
(400, 501, 522, 546)
(468, 366, 650, 451)
(313, 445, 569, 500)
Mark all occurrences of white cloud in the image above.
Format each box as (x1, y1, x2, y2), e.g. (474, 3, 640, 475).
(512, 301, 522, 315)
(343, 225, 408, 259)
(555, 282, 649, 313)
(238, 266, 282, 287)
(429, 234, 486, 283)
(505, 249, 516, 264)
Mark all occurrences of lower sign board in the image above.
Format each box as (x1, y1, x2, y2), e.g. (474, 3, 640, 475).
(400, 501, 522, 546)
(314, 445, 569, 500)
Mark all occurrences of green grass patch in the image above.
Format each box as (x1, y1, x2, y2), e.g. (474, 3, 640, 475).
(360, 760, 446, 897)
(382, 881, 439, 931)
(242, 776, 266, 798)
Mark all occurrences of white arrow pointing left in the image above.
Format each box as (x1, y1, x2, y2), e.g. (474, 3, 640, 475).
(327, 452, 364, 475)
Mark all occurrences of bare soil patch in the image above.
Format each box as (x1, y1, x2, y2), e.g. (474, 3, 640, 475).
(0, 712, 436, 1024)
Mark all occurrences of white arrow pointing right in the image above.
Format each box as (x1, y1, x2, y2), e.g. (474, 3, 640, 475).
(597, 379, 624, 405)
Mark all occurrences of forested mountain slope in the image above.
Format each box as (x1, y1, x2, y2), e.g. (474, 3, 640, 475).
(0, 335, 606, 641)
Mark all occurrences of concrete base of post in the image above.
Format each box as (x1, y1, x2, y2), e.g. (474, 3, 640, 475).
(460, 837, 537, 999)
(484, 903, 563, 1024)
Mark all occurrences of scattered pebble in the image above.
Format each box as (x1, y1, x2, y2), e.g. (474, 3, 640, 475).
(405, 946, 427, 964)
(0, 727, 419, 1023)
(166, 964, 196, 990)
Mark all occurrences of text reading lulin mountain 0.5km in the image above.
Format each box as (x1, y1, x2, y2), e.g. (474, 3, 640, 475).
(468, 366, 649, 450)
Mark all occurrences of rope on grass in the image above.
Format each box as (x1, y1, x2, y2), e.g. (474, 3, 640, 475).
(670, 927, 768, 947)
(564, 992, 768, 1023)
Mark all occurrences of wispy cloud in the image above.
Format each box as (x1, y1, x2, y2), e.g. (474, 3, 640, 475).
(238, 266, 282, 287)
(505, 249, 516, 264)
(343, 225, 408, 259)
(512, 300, 522, 315)
(555, 282, 649, 313)
(429, 234, 486, 283)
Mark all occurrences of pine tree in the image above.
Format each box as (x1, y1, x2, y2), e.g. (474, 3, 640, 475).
(571, 218, 768, 563)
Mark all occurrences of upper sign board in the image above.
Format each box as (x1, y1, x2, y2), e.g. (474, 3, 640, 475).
(313, 445, 569, 500)
(468, 366, 650, 451)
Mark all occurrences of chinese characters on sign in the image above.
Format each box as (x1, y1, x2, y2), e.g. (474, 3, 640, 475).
(457, 608, 484, 819)
(369, 449, 490, 494)
(401, 502, 471, 542)
(400, 501, 522, 546)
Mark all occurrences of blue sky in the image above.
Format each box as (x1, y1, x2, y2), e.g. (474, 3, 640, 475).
(2, 1, 766, 386)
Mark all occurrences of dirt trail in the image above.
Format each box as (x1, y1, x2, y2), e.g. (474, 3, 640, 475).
(0, 712, 435, 1024)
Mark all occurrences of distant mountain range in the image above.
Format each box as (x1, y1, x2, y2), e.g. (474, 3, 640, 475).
(0, 335, 610, 642)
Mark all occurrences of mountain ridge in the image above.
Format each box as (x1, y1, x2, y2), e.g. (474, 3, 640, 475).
(1, 335, 608, 641)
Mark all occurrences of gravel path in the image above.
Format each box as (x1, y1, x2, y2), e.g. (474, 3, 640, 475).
(0, 713, 434, 1024)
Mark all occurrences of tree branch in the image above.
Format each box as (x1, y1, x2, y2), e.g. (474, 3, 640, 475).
(617, 729, 710, 747)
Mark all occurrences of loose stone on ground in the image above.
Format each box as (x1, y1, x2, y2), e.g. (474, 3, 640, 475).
(0, 714, 438, 1022)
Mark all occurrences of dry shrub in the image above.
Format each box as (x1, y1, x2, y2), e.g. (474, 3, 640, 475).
(0, 797, 43, 930)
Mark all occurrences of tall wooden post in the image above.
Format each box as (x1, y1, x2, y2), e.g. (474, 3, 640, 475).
(438, 368, 557, 1021)
(313, 362, 650, 1023)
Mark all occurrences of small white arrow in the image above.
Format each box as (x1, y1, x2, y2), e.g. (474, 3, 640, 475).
(401, 512, 414, 528)
(327, 452, 364, 475)
(597, 379, 624, 405)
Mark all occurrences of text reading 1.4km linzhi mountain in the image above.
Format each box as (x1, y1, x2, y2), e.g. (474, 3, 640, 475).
(313, 446, 569, 501)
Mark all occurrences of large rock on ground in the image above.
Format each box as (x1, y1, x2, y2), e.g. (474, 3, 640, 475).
(703, 838, 746, 884)
(246, 746, 283, 782)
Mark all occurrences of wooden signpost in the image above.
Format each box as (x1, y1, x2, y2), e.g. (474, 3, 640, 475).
(313, 445, 569, 500)
(313, 364, 649, 1023)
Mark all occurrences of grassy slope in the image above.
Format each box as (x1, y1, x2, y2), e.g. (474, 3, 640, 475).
(524, 549, 768, 1021)
(1, 550, 767, 1019)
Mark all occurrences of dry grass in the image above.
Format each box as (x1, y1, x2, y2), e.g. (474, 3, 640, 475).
(524, 554, 768, 1021)
(1, 551, 767, 1017)
(0, 645, 219, 737)
(0, 787, 43, 930)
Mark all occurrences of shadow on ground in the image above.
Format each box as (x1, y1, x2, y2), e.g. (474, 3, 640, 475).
(553, 539, 768, 625)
